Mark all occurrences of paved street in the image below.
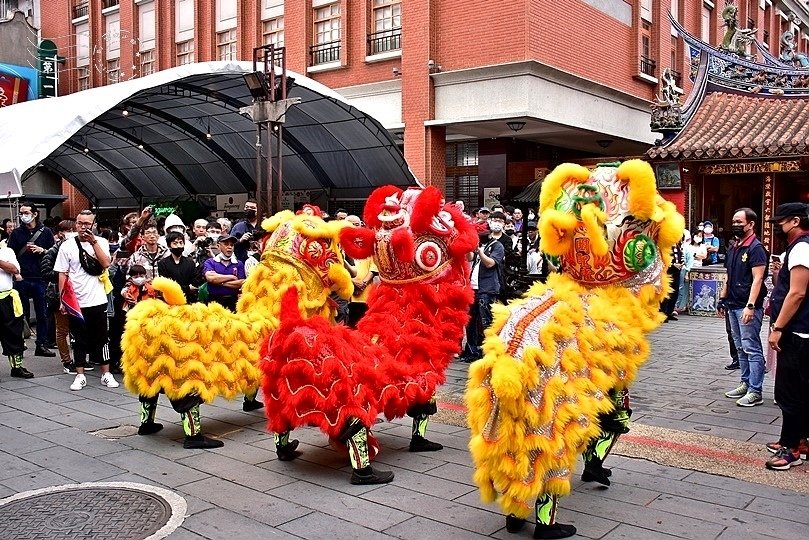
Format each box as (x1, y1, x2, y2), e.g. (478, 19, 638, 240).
(1, 313, 807, 539)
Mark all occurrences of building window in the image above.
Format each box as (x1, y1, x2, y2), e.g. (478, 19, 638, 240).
(78, 66, 90, 90)
(72, 1, 89, 19)
(263, 16, 284, 47)
(217, 29, 237, 61)
(640, 20, 656, 77)
(177, 40, 194, 65)
(368, 0, 401, 55)
(311, 3, 341, 65)
(701, 4, 713, 43)
(102, 0, 119, 9)
(670, 36, 682, 87)
(107, 58, 120, 84)
(140, 49, 155, 76)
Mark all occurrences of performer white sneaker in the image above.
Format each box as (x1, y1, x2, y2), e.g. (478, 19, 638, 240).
(70, 374, 86, 391)
(101, 372, 119, 388)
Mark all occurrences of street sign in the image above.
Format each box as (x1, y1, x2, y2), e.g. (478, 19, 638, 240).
(38, 40, 58, 98)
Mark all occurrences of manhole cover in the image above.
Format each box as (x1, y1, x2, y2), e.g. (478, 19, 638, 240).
(0, 482, 186, 540)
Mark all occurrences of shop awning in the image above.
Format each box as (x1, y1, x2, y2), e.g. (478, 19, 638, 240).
(0, 61, 416, 208)
(647, 91, 809, 160)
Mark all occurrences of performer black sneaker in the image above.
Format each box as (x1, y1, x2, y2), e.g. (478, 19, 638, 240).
(10, 367, 34, 379)
(183, 435, 224, 449)
(506, 514, 526, 533)
(276, 439, 301, 461)
(138, 422, 164, 435)
(533, 523, 577, 539)
(350, 466, 394, 485)
(409, 434, 443, 452)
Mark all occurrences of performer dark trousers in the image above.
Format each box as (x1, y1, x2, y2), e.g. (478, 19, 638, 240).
(774, 333, 809, 448)
(14, 278, 48, 346)
(659, 267, 680, 317)
(725, 310, 739, 363)
(347, 302, 368, 328)
(0, 295, 25, 357)
(68, 303, 109, 367)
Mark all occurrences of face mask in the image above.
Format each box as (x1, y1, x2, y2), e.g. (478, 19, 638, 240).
(703, 226, 713, 235)
(731, 225, 745, 238)
(489, 222, 504, 233)
(207, 233, 220, 241)
(170, 247, 185, 257)
(774, 222, 795, 240)
(109, 243, 119, 253)
(132, 277, 146, 286)
(19, 214, 34, 224)
(245, 209, 257, 219)
(505, 228, 516, 235)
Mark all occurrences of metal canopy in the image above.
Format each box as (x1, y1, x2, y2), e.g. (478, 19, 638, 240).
(0, 61, 416, 208)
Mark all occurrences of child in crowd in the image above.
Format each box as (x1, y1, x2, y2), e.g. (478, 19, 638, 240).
(121, 264, 156, 312)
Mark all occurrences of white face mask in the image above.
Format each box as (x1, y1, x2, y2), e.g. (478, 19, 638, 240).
(489, 222, 504, 233)
(19, 214, 34, 224)
(207, 233, 220, 241)
(132, 277, 147, 286)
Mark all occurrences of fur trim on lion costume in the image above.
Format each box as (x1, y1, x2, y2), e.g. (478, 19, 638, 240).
(466, 160, 684, 518)
(121, 211, 353, 403)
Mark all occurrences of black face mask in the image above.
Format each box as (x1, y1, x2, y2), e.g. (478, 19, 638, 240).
(774, 224, 793, 240)
(731, 225, 745, 238)
(170, 247, 184, 257)
(245, 209, 257, 219)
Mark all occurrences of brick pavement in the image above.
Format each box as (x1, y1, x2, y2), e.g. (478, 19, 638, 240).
(1, 314, 806, 539)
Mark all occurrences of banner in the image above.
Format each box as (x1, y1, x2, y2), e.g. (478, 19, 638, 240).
(0, 73, 29, 107)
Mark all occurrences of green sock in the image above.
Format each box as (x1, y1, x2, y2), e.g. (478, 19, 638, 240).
(182, 405, 201, 437)
(139, 397, 158, 425)
(347, 428, 370, 470)
(412, 413, 430, 438)
(7, 354, 22, 369)
(535, 494, 558, 526)
(274, 431, 290, 448)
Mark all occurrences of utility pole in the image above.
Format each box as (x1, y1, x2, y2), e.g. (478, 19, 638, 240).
(240, 45, 300, 216)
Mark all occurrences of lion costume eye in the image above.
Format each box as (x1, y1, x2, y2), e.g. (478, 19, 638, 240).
(415, 241, 443, 272)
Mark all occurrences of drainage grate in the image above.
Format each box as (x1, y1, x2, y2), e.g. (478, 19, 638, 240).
(0, 482, 186, 540)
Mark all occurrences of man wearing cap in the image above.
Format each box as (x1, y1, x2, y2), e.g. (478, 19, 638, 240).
(765, 202, 809, 470)
(202, 234, 245, 312)
(719, 208, 768, 407)
(473, 207, 491, 232)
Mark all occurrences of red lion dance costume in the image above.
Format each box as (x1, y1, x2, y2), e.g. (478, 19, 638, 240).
(260, 185, 477, 484)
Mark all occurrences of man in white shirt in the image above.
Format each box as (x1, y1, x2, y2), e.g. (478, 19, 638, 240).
(54, 210, 119, 391)
(0, 245, 34, 378)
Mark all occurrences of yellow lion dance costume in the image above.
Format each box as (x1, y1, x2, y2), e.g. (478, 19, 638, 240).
(121, 210, 353, 449)
(466, 160, 684, 538)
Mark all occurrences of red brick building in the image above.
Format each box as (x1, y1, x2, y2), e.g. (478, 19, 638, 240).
(39, 1, 809, 213)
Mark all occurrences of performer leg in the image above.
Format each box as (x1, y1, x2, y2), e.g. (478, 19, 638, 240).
(407, 398, 443, 452)
(346, 423, 394, 485)
(138, 394, 163, 435)
(7, 353, 33, 379)
(169, 394, 223, 449)
(582, 388, 631, 486)
(274, 431, 301, 461)
(242, 389, 264, 412)
(532, 494, 576, 539)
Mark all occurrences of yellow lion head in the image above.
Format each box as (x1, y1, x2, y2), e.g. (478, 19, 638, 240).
(538, 160, 684, 297)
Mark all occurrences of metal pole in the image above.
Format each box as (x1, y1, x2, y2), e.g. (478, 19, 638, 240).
(276, 124, 283, 213)
(255, 123, 262, 217)
(266, 121, 274, 215)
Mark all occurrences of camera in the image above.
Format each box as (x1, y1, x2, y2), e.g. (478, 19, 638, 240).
(250, 229, 269, 241)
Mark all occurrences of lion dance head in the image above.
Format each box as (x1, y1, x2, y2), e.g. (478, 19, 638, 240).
(538, 160, 684, 303)
(339, 185, 478, 284)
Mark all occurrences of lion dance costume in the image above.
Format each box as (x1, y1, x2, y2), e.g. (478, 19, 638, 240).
(466, 160, 683, 538)
(260, 185, 477, 484)
(121, 211, 353, 449)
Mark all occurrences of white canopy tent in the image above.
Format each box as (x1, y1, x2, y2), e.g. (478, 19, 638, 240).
(0, 61, 416, 208)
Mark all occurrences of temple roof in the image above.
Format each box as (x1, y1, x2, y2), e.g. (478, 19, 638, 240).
(647, 91, 809, 160)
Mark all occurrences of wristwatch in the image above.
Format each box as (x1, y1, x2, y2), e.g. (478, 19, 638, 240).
(746, 303, 754, 309)
(772, 325, 783, 332)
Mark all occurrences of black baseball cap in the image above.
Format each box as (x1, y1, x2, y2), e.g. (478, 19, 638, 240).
(767, 202, 808, 222)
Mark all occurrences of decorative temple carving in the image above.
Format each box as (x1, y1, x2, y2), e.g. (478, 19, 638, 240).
(650, 69, 684, 142)
(720, 2, 756, 58)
